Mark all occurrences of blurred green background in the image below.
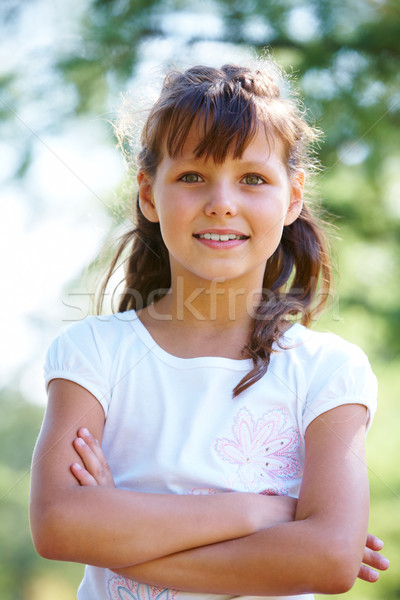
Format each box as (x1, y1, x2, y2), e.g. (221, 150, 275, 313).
(1, 0, 399, 598)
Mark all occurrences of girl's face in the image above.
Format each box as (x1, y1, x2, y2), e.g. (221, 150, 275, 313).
(138, 123, 303, 289)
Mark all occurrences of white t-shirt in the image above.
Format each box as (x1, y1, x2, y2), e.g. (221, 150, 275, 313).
(44, 310, 377, 600)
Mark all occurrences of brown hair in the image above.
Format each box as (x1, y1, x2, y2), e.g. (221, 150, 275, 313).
(98, 59, 332, 397)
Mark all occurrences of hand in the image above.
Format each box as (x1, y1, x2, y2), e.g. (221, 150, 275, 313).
(358, 533, 389, 582)
(71, 427, 115, 488)
(258, 494, 297, 527)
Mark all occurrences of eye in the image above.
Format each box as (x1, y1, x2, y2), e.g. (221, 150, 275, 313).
(180, 173, 203, 183)
(241, 174, 266, 185)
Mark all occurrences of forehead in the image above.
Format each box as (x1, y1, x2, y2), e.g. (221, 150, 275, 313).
(170, 119, 286, 166)
(158, 85, 290, 164)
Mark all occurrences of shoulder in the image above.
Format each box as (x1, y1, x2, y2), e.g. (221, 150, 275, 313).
(282, 323, 371, 370)
(44, 311, 140, 410)
(45, 310, 140, 374)
(283, 324, 377, 432)
(54, 310, 138, 350)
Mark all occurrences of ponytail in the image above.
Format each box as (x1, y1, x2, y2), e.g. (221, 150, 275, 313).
(234, 205, 332, 396)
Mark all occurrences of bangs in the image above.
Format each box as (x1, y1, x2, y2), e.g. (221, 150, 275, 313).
(163, 84, 261, 164)
(138, 64, 317, 176)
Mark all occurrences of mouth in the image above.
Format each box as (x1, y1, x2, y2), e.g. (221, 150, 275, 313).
(193, 232, 249, 242)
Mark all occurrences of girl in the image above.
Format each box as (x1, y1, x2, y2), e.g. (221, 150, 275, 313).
(30, 59, 389, 600)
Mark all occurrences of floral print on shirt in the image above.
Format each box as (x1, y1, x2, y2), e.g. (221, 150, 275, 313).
(107, 576, 178, 600)
(215, 406, 301, 495)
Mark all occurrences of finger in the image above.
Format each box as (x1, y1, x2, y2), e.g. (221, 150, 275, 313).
(77, 427, 104, 460)
(365, 533, 384, 551)
(77, 428, 115, 486)
(357, 563, 379, 583)
(70, 462, 98, 487)
(73, 436, 107, 484)
(362, 547, 390, 571)
(73, 433, 115, 487)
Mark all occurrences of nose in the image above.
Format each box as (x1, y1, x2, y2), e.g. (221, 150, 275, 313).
(204, 182, 238, 217)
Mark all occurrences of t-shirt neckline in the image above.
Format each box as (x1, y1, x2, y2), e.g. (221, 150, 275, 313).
(126, 310, 300, 371)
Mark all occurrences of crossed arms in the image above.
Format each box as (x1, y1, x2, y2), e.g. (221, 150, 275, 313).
(30, 379, 389, 596)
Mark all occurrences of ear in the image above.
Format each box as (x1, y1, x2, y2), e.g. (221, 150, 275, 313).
(137, 169, 159, 223)
(284, 170, 304, 226)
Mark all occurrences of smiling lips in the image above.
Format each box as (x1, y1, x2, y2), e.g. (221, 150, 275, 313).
(193, 230, 249, 247)
(195, 232, 248, 241)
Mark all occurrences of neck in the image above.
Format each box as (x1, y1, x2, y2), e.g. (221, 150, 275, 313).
(148, 275, 263, 331)
(138, 272, 285, 359)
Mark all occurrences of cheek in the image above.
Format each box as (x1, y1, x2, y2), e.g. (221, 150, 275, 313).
(158, 194, 193, 226)
(156, 202, 188, 248)
(252, 199, 288, 232)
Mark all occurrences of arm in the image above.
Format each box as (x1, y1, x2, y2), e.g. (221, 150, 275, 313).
(73, 429, 389, 589)
(114, 533, 389, 588)
(30, 379, 296, 569)
(114, 404, 372, 595)
(74, 404, 376, 595)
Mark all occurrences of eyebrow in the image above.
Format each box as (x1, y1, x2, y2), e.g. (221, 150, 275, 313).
(236, 160, 281, 174)
(167, 154, 282, 175)
(238, 159, 273, 167)
(171, 156, 275, 167)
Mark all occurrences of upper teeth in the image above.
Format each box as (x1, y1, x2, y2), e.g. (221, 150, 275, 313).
(198, 233, 245, 241)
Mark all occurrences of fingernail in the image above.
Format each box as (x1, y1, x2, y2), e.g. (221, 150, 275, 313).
(382, 558, 390, 569)
(81, 428, 90, 436)
(76, 438, 85, 447)
(72, 462, 82, 470)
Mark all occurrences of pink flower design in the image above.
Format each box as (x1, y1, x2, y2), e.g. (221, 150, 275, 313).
(107, 576, 177, 600)
(215, 407, 301, 494)
(189, 488, 218, 495)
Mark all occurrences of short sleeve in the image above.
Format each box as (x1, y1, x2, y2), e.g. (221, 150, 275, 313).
(44, 319, 112, 416)
(302, 343, 377, 434)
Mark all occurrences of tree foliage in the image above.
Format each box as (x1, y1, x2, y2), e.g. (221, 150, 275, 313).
(1, 1, 400, 598)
